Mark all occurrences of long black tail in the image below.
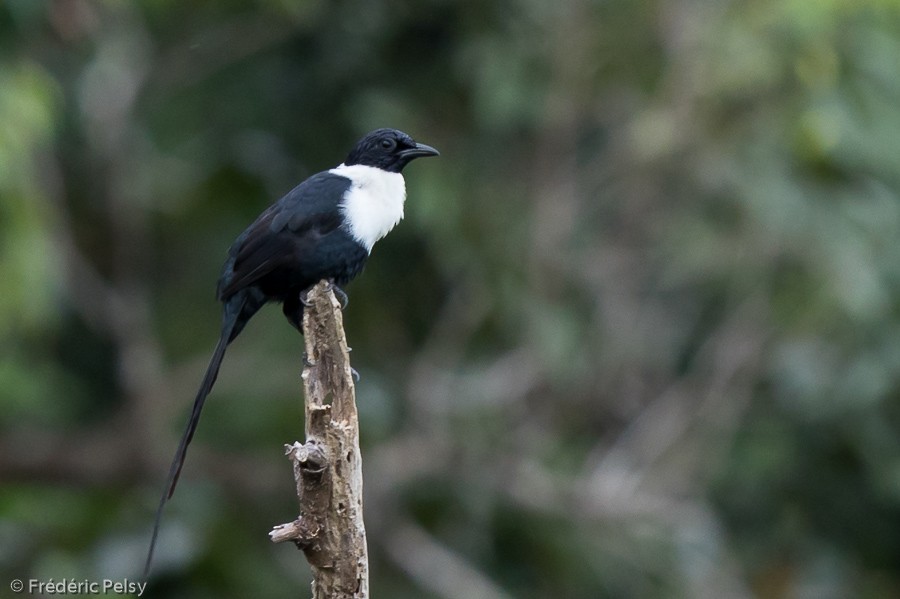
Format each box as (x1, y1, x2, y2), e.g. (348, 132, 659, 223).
(143, 295, 247, 579)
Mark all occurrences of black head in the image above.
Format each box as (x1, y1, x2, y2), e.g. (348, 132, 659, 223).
(344, 128, 439, 173)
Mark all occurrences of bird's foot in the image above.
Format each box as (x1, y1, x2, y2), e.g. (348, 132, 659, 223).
(299, 289, 313, 307)
(350, 366, 360, 382)
(326, 281, 349, 309)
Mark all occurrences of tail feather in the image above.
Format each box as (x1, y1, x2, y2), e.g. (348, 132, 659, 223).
(143, 295, 246, 580)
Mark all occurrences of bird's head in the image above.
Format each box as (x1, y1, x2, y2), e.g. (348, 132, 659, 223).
(344, 128, 439, 173)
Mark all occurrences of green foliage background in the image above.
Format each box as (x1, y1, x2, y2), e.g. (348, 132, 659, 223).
(3, 0, 900, 597)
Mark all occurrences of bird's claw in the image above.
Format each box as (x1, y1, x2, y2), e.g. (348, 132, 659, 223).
(326, 282, 349, 309)
(299, 290, 313, 308)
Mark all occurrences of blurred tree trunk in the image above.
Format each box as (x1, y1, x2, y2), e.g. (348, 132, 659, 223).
(270, 281, 369, 598)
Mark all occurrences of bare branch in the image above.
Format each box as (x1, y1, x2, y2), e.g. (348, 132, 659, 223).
(270, 282, 368, 598)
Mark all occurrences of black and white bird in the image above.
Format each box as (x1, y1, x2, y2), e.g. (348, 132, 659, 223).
(144, 128, 438, 577)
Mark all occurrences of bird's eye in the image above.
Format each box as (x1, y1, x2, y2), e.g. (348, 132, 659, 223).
(380, 139, 396, 150)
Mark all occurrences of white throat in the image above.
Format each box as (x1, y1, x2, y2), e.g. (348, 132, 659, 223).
(331, 163, 406, 253)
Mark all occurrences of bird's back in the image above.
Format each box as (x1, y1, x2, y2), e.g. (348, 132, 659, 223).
(217, 171, 367, 303)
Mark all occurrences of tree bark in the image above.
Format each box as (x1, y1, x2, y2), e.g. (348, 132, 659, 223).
(269, 281, 369, 598)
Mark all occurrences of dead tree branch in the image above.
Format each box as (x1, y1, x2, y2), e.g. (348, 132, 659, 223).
(269, 281, 369, 598)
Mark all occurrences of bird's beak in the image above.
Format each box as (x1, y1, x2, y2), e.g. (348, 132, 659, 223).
(400, 142, 440, 159)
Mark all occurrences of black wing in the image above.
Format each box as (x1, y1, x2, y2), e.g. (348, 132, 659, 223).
(217, 172, 352, 300)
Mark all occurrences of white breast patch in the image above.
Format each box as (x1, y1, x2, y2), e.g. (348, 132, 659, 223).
(331, 163, 407, 253)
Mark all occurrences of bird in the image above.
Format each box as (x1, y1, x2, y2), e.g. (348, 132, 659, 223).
(144, 128, 438, 578)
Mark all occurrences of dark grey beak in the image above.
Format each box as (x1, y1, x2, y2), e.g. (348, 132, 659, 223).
(400, 142, 440, 160)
